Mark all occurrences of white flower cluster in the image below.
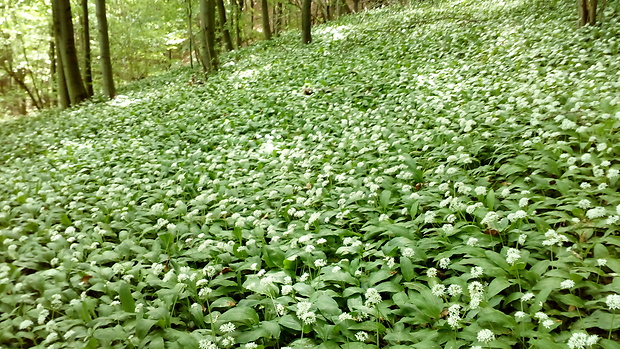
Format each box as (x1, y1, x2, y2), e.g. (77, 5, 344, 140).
(567, 332, 599, 349)
(541, 229, 568, 247)
(296, 301, 316, 325)
(365, 288, 382, 306)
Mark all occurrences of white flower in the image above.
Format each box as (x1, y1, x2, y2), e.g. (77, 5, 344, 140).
(586, 207, 606, 219)
(466, 237, 478, 246)
(281, 285, 293, 295)
(542, 319, 555, 329)
(338, 312, 353, 321)
(506, 248, 521, 265)
(19, 319, 33, 330)
(447, 304, 461, 328)
(507, 210, 527, 222)
(560, 279, 575, 289)
(468, 281, 484, 309)
(521, 293, 535, 302)
(220, 336, 235, 346)
(597, 258, 607, 267)
(515, 311, 526, 319)
(439, 257, 450, 269)
(577, 199, 591, 209)
(220, 322, 236, 333)
(518, 234, 527, 245)
(447, 284, 462, 296)
(477, 329, 495, 343)
(567, 332, 599, 349)
(296, 301, 316, 324)
(470, 266, 483, 278)
(365, 288, 382, 306)
(355, 331, 369, 342)
(402, 247, 415, 258)
(426, 268, 438, 278)
(480, 211, 499, 225)
(314, 259, 326, 268)
(431, 284, 446, 297)
(605, 294, 620, 310)
(474, 186, 487, 196)
(519, 197, 529, 207)
(245, 343, 259, 349)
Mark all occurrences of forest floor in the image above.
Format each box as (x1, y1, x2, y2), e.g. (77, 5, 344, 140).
(2, 0, 620, 348)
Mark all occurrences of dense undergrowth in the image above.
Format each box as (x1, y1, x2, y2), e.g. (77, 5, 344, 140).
(2, 0, 620, 348)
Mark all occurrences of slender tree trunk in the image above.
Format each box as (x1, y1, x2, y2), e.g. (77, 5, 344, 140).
(234, 0, 244, 47)
(96, 0, 115, 99)
(49, 39, 57, 107)
(200, 0, 219, 73)
(353, 0, 359, 12)
(81, 0, 93, 97)
(578, 0, 597, 26)
(261, 0, 272, 40)
(336, 0, 351, 17)
(215, 0, 234, 51)
(52, 0, 88, 106)
(54, 35, 70, 108)
(302, 0, 312, 44)
(187, 0, 195, 68)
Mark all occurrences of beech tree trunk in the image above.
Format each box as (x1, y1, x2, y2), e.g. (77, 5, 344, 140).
(96, 0, 115, 99)
(200, 0, 219, 73)
(578, 0, 597, 26)
(302, 0, 312, 44)
(216, 0, 234, 51)
(81, 0, 93, 97)
(261, 0, 272, 40)
(53, 32, 70, 108)
(52, 0, 88, 106)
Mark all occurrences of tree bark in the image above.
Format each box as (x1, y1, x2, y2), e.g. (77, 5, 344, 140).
(54, 35, 70, 109)
(273, 1, 283, 36)
(578, 0, 597, 26)
(96, 0, 115, 99)
(200, 0, 218, 73)
(353, 0, 359, 12)
(216, 0, 234, 51)
(261, 0, 272, 40)
(186, 0, 195, 69)
(302, 0, 312, 44)
(82, 0, 93, 97)
(234, 0, 244, 48)
(52, 0, 88, 106)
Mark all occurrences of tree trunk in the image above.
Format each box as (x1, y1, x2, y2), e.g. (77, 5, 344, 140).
(216, 0, 234, 51)
(96, 0, 115, 99)
(54, 35, 70, 108)
(234, 0, 244, 47)
(353, 0, 359, 12)
(81, 0, 93, 97)
(273, 1, 283, 36)
(186, 0, 195, 69)
(578, 0, 597, 26)
(52, 0, 88, 106)
(302, 0, 312, 44)
(336, 0, 351, 17)
(261, 0, 272, 40)
(200, 0, 219, 73)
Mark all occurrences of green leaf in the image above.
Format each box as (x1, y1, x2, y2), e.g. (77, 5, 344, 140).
(279, 314, 302, 331)
(316, 293, 341, 317)
(400, 257, 414, 282)
(218, 306, 260, 326)
(136, 318, 157, 339)
(118, 281, 135, 313)
(487, 278, 512, 298)
(380, 190, 392, 210)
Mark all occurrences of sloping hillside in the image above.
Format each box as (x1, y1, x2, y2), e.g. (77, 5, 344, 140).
(1, 0, 620, 348)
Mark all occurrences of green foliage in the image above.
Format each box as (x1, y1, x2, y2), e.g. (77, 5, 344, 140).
(1, 0, 620, 348)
